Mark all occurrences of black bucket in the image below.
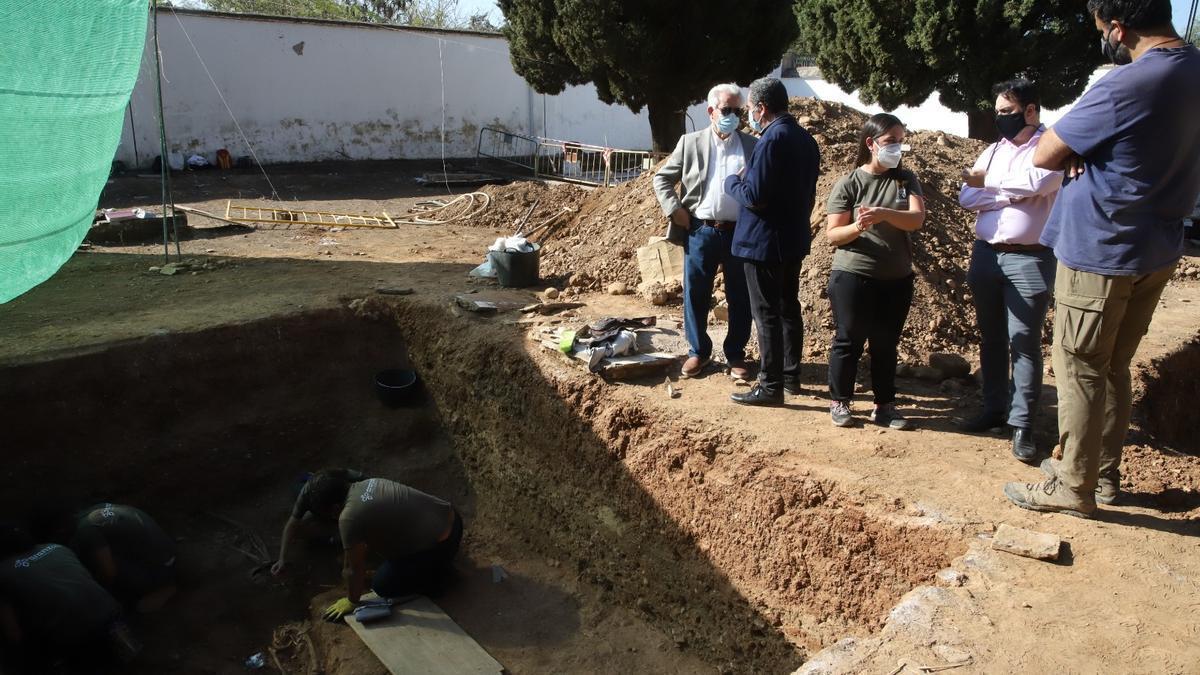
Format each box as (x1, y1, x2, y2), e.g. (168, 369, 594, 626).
(489, 243, 541, 287)
(375, 369, 422, 408)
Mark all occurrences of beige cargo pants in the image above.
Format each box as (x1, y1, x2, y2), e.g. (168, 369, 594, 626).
(1053, 260, 1178, 494)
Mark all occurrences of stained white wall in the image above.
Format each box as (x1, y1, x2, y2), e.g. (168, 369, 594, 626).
(117, 10, 660, 168)
(117, 10, 1111, 168)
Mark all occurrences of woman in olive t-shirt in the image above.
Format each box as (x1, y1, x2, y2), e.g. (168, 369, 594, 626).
(824, 113, 926, 430)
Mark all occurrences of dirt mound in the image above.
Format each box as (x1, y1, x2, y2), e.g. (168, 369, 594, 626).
(538, 167, 668, 286)
(536, 97, 991, 359)
(465, 182, 592, 232)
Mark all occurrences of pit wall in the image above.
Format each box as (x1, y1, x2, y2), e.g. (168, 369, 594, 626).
(0, 310, 433, 513)
(1137, 337, 1200, 455)
(380, 298, 963, 671)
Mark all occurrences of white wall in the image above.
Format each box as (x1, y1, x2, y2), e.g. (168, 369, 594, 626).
(118, 10, 1111, 168)
(779, 66, 1111, 137)
(118, 10, 658, 167)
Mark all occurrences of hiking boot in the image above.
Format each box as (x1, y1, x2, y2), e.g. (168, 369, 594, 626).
(731, 384, 783, 407)
(830, 400, 854, 427)
(1039, 457, 1120, 505)
(870, 402, 913, 430)
(783, 376, 802, 395)
(1003, 476, 1096, 519)
(959, 410, 1006, 433)
(1011, 427, 1038, 464)
(680, 355, 710, 379)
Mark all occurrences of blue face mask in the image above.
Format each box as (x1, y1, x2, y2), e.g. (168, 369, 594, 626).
(748, 107, 763, 133)
(716, 113, 739, 134)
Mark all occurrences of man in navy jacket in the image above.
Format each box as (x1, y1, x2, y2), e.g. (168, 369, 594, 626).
(724, 77, 820, 406)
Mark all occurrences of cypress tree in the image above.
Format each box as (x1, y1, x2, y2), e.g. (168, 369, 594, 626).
(499, 0, 799, 151)
(795, 0, 1103, 140)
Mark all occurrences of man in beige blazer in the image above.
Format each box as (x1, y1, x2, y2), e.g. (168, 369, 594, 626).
(653, 83, 757, 380)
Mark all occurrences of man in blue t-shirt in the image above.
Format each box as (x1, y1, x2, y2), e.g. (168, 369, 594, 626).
(1003, 0, 1200, 518)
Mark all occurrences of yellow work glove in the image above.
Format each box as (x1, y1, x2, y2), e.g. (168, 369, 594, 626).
(322, 597, 356, 622)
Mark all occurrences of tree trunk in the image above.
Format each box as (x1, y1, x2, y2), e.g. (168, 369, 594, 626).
(966, 108, 998, 142)
(647, 103, 686, 154)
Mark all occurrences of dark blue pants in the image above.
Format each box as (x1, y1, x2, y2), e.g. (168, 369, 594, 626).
(682, 219, 752, 362)
(966, 241, 1056, 429)
(371, 510, 463, 598)
(744, 259, 804, 394)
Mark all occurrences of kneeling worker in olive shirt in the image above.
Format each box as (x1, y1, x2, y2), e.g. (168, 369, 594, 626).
(0, 523, 139, 667)
(271, 469, 463, 622)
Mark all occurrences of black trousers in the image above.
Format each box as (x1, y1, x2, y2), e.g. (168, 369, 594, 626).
(743, 260, 804, 394)
(827, 270, 914, 404)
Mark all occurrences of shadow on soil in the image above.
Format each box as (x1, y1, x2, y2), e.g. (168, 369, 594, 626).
(0, 253, 835, 673)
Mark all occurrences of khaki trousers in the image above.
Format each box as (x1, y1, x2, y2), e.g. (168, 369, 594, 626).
(1053, 261, 1177, 494)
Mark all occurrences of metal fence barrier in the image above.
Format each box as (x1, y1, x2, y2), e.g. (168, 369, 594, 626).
(476, 126, 666, 187)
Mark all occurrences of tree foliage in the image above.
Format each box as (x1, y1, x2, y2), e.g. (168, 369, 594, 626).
(795, 0, 1104, 139)
(498, 0, 799, 152)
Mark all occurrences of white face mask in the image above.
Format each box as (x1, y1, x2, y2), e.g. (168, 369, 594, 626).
(875, 142, 903, 169)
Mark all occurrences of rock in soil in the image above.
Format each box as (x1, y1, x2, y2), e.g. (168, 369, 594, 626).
(991, 523, 1062, 561)
(928, 352, 971, 379)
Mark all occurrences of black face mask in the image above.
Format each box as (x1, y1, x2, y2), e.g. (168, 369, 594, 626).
(1101, 26, 1133, 65)
(995, 111, 1030, 142)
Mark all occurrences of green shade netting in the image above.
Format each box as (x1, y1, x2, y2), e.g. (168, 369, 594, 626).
(0, 0, 148, 303)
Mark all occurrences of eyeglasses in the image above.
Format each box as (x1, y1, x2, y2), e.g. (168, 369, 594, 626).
(718, 107, 743, 117)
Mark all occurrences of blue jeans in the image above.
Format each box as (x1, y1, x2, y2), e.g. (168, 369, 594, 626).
(682, 218, 751, 361)
(966, 241, 1056, 429)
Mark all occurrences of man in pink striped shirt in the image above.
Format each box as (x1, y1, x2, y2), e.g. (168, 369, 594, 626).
(958, 79, 1063, 464)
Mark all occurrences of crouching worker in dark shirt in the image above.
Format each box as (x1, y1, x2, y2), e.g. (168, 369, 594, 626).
(70, 504, 177, 614)
(271, 469, 463, 622)
(0, 523, 140, 669)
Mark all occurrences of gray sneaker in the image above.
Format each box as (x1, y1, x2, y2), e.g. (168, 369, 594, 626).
(1039, 457, 1119, 505)
(830, 400, 854, 427)
(870, 402, 913, 430)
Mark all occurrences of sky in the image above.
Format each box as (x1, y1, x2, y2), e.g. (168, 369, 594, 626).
(456, 0, 502, 26)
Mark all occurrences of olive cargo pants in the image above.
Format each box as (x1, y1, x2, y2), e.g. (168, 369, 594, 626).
(1053, 261, 1177, 495)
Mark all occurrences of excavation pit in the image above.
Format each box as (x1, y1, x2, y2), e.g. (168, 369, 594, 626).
(1138, 337, 1200, 456)
(0, 305, 963, 673)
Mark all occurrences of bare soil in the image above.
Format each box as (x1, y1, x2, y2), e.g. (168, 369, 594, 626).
(0, 142, 1197, 673)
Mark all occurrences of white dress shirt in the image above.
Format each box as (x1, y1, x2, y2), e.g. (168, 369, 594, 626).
(959, 127, 1064, 245)
(693, 127, 745, 222)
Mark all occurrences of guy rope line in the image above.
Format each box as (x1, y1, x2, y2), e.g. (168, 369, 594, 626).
(168, 4, 282, 201)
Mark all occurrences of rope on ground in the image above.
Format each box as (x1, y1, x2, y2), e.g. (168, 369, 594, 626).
(269, 622, 320, 675)
(395, 191, 492, 225)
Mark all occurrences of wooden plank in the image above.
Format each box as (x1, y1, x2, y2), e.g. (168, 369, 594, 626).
(344, 595, 504, 675)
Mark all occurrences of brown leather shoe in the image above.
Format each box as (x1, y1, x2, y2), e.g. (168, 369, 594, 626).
(727, 360, 752, 381)
(680, 355, 710, 379)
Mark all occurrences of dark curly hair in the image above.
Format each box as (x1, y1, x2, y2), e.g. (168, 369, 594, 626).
(1087, 0, 1173, 29)
(306, 469, 357, 516)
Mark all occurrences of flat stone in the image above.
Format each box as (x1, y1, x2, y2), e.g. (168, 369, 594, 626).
(928, 352, 971, 378)
(910, 365, 944, 381)
(992, 523, 1061, 561)
(935, 569, 967, 587)
(375, 286, 414, 295)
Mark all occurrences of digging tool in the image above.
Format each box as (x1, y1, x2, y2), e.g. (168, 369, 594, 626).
(512, 198, 540, 236)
